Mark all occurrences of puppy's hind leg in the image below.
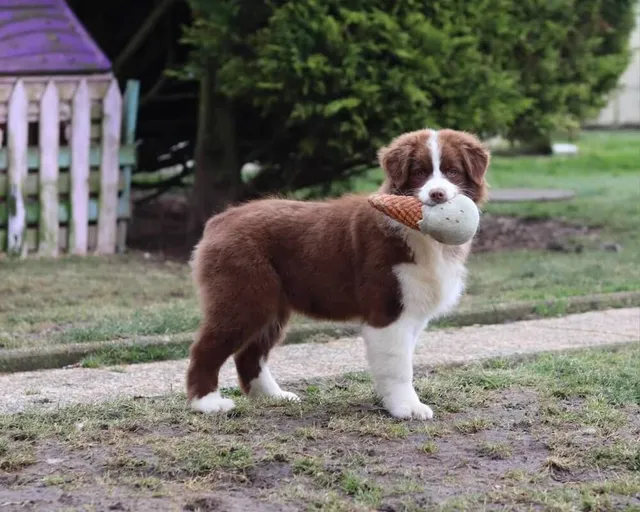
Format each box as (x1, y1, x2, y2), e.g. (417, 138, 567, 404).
(234, 307, 299, 402)
(187, 249, 284, 414)
(187, 322, 251, 414)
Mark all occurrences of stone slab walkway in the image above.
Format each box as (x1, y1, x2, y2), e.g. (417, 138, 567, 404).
(1, 308, 638, 414)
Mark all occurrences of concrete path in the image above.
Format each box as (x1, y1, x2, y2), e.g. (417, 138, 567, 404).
(1, 308, 638, 414)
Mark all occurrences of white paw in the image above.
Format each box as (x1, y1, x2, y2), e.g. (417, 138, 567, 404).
(385, 399, 434, 420)
(250, 389, 300, 402)
(275, 390, 300, 402)
(190, 392, 236, 414)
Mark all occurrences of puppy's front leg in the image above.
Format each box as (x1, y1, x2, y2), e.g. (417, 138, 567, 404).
(362, 315, 432, 420)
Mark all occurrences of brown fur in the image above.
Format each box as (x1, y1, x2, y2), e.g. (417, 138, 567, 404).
(378, 129, 489, 205)
(187, 129, 489, 401)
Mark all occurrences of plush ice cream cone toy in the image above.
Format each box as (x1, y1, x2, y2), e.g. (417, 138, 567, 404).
(368, 193, 480, 245)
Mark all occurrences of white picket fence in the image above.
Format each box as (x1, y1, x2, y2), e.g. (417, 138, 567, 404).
(0, 75, 135, 258)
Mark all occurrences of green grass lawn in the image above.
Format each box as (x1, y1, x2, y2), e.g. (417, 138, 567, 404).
(0, 131, 638, 355)
(467, 131, 639, 306)
(352, 130, 640, 306)
(1, 345, 638, 510)
(0, 256, 195, 350)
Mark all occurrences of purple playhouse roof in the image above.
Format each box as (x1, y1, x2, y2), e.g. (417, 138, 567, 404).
(0, 0, 111, 76)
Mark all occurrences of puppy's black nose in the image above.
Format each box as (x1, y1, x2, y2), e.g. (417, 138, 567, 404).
(429, 188, 447, 204)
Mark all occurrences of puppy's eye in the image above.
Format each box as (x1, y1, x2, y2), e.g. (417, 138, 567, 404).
(446, 168, 459, 177)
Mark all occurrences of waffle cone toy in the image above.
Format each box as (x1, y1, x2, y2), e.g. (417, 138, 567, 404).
(368, 193, 480, 245)
(368, 194, 423, 230)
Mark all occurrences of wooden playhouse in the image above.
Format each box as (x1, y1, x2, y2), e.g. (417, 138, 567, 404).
(0, 0, 139, 257)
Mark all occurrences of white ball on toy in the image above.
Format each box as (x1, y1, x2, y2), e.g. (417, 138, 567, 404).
(417, 194, 480, 245)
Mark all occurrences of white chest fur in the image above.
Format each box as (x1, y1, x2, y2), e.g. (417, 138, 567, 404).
(393, 230, 468, 322)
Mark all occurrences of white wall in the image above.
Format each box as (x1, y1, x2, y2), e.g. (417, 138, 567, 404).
(589, 4, 640, 127)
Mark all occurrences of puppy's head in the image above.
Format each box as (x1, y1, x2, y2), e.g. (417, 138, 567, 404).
(377, 129, 489, 206)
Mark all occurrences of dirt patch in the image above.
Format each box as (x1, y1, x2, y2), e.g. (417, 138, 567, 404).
(1, 369, 638, 511)
(127, 194, 192, 260)
(474, 214, 599, 253)
(127, 195, 599, 260)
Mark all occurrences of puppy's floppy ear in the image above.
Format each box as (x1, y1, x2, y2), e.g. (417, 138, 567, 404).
(462, 141, 490, 186)
(378, 142, 411, 186)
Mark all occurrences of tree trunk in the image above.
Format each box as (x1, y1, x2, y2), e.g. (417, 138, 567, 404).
(520, 136, 553, 155)
(188, 59, 241, 243)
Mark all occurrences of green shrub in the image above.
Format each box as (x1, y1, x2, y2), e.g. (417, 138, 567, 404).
(492, 0, 636, 147)
(181, 0, 635, 221)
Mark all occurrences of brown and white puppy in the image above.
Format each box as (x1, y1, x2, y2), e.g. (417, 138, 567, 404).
(187, 128, 489, 419)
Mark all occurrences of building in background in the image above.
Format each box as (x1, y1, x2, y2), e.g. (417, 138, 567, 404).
(590, 4, 640, 128)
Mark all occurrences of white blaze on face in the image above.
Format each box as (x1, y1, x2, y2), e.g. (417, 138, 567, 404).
(418, 130, 459, 205)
